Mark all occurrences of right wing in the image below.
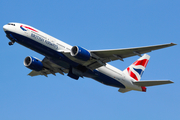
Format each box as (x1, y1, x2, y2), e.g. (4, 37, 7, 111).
(28, 57, 69, 77)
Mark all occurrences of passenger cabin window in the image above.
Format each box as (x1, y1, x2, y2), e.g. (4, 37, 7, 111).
(8, 23, 15, 26)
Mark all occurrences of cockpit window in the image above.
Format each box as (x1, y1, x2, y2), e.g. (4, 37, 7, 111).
(8, 23, 15, 26)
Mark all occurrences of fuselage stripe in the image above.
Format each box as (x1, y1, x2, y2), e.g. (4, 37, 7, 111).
(20, 25, 38, 32)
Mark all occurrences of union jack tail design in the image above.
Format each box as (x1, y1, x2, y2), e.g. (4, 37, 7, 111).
(123, 54, 150, 81)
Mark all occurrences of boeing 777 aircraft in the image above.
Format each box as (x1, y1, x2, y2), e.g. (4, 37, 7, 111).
(3, 22, 176, 93)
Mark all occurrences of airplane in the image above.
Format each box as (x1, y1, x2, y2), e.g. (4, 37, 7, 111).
(3, 22, 176, 93)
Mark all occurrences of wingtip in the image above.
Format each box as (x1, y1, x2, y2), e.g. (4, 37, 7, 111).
(170, 43, 177, 46)
(169, 80, 174, 83)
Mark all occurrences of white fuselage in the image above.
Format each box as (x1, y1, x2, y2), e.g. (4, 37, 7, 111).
(3, 23, 142, 92)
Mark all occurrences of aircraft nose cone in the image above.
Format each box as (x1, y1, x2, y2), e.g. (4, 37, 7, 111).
(3, 25, 9, 32)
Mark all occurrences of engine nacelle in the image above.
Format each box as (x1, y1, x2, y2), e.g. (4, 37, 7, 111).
(71, 46, 91, 61)
(24, 56, 43, 71)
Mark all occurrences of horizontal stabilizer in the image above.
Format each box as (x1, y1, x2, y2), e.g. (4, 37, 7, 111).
(118, 88, 131, 93)
(133, 80, 173, 87)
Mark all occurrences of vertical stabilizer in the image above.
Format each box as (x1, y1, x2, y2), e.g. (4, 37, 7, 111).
(123, 54, 150, 81)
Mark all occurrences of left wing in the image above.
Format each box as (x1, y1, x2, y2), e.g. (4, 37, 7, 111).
(28, 57, 68, 77)
(90, 43, 176, 62)
(64, 43, 176, 70)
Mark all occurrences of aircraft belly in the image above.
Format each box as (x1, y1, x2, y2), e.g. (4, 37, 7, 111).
(5, 31, 79, 68)
(84, 69, 125, 88)
(6, 32, 58, 57)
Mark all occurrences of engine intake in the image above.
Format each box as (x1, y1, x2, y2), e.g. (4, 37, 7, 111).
(71, 46, 91, 61)
(24, 56, 43, 71)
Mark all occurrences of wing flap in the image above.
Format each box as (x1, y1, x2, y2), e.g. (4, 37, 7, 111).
(28, 69, 52, 77)
(133, 80, 174, 87)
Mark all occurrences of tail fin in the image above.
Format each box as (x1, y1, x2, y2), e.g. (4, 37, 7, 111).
(123, 54, 150, 81)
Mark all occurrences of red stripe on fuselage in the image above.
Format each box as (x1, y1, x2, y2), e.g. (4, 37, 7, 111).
(21, 25, 38, 32)
(24, 26, 38, 32)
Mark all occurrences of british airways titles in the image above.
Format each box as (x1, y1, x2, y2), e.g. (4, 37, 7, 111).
(31, 33, 58, 50)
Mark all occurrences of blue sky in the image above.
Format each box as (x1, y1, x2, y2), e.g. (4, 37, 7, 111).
(0, 0, 179, 120)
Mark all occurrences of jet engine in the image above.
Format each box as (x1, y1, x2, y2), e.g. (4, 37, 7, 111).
(71, 46, 91, 61)
(24, 56, 43, 71)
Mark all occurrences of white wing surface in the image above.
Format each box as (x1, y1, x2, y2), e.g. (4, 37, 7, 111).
(90, 43, 176, 62)
(62, 43, 176, 71)
(87, 43, 176, 70)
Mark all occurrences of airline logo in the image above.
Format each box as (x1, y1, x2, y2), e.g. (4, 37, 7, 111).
(127, 55, 150, 81)
(20, 25, 38, 32)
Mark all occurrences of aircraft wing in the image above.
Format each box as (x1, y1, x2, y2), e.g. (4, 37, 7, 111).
(63, 43, 176, 70)
(28, 57, 68, 77)
(90, 43, 176, 62)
